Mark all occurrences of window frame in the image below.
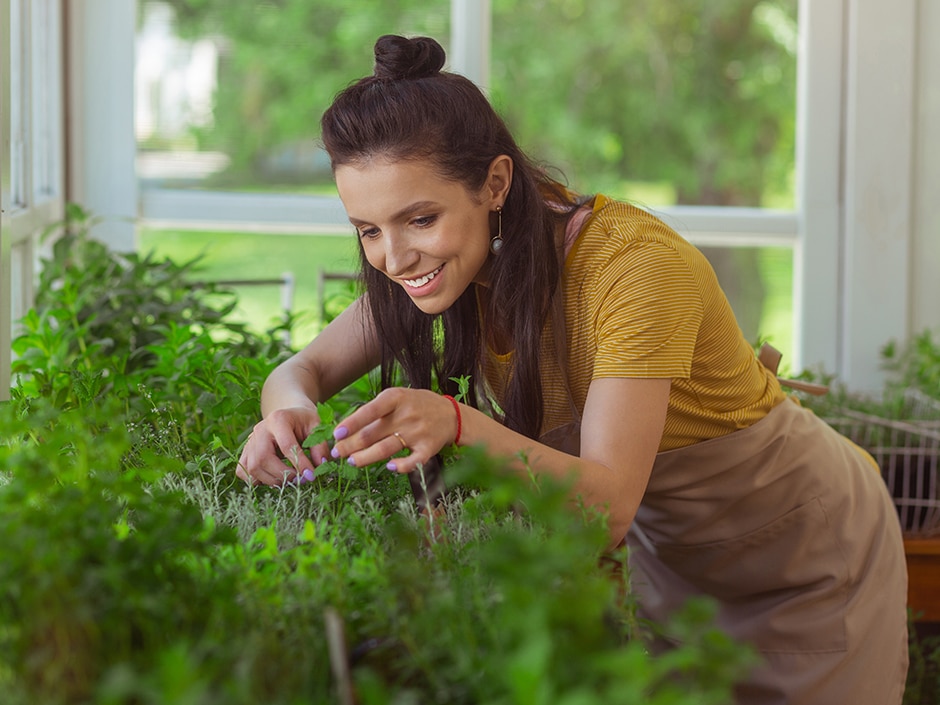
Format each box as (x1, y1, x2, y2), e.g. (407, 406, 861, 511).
(1, 0, 66, 400)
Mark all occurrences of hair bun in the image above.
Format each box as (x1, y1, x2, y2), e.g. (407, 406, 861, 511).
(373, 35, 446, 81)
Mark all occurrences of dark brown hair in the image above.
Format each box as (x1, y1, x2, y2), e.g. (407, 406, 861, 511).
(321, 34, 579, 439)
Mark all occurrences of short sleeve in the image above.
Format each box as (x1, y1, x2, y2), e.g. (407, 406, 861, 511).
(591, 240, 704, 379)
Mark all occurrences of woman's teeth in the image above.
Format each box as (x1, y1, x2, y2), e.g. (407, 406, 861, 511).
(404, 266, 442, 288)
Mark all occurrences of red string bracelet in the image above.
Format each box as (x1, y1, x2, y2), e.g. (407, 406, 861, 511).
(442, 394, 462, 445)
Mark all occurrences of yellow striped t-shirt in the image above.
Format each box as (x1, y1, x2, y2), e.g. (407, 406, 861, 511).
(485, 195, 787, 452)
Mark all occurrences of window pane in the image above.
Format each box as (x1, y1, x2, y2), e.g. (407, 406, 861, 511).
(30, 0, 62, 200)
(5, 0, 27, 210)
(699, 244, 794, 363)
(1, 0, 11, 212)
(135, 0, 450, 192)
(491, 0, 798, 209)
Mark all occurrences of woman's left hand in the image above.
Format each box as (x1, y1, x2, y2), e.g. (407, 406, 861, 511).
(329, 387, 459, 472)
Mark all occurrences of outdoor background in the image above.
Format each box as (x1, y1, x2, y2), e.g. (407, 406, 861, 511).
(136, 0, 798, 354)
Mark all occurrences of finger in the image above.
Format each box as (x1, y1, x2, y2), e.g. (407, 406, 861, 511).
(385, 452, 433, 475)
(332, 389, 400, 441)
(331, 414, 392, 465)
(310, 440, 331, 467)
(342, 433, 418, 470)
(239, 436, 301, 486)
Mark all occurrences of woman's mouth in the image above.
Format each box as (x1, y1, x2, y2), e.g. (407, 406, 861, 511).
(403, 265, 443, 289)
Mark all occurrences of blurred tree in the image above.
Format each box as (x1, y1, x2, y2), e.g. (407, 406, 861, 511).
(491, 0, 797, 207)
(158, 0, 450, 184)
(489, 0, 797, 336)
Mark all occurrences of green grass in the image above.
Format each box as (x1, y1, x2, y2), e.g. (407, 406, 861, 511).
(138, 228, 360, 347)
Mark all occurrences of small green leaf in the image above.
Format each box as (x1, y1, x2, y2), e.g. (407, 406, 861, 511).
(315, 402, 335, 425)
(449, 375, 472, 402)
(303, 425, 333, 448)
(303, 402, 337, 447)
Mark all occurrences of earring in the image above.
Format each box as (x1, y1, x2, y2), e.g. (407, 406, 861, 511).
(489, 205, 504, 254)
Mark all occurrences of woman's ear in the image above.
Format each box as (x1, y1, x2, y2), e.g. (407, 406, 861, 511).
(485, 155, 513, 207)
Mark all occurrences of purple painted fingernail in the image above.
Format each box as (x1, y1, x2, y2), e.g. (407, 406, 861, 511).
(386, 461, 398, 472)
(333, 426, 349, 440)
(347, 456, 357, 467)
(331, 447, 340, 459)
(302, 468, 315, 483)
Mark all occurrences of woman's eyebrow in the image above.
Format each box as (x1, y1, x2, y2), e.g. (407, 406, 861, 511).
(348, 200, 439, 226)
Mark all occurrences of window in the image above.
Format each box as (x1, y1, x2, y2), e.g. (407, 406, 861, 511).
(136, 1, 801, 362)
(0, 0, 65, 400)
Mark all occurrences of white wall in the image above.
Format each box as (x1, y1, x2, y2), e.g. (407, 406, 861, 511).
(66, 0, 137, 252)
(799, 0, 939, 393)
(912, 0, 940, 335)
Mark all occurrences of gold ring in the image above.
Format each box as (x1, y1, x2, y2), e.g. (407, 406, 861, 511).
(393, 432, 409, 450)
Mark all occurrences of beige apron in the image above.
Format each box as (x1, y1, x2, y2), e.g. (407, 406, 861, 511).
(542, 400, 908, 704)
(540, 214, 908, 702)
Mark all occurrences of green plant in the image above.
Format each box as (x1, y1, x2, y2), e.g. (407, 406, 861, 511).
(882, 328, 940, 405)
(905, 620, 940, 705)
(0, 400, 241, 704)
(11, 204, 293, 455)
(4, 206, 759, 703)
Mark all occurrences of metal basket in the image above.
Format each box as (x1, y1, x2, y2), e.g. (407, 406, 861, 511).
(824, 401, 940, 537)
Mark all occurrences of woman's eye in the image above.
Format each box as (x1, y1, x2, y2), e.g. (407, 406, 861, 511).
(412, 215, 437, 228)
(358, 227, 380, 240)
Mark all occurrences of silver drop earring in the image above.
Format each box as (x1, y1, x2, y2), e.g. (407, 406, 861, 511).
(489, 205, 504, 254)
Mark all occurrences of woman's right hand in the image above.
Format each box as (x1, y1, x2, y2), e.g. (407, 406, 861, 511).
(235, 406, 329, 486)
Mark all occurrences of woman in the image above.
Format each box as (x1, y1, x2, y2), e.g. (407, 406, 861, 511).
(237, 35, 908, 704)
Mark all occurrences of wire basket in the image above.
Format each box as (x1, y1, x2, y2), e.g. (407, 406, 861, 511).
(824, 400, 940, 537)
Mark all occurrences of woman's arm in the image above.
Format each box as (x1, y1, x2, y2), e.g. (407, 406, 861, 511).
(330, 376, 670, 548)
(236, 295, 381, 485)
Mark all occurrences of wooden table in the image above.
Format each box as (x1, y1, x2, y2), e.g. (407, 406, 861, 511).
(905, 537, 940, 622)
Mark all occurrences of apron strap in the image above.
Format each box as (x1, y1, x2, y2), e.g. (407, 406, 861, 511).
(758, 343, 829, 396)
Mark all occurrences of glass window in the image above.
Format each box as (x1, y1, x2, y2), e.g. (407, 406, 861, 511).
(6, 0, 27, 211)
(136, 0, 451, 193)
(490, 0, 798, 209)
(30, 0, 62, 201)
(0, 0, 12, 212)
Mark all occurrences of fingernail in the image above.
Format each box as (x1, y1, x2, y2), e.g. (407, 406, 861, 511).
(347, 456, 357, 467)
(331, 447, 340, 459)
(386, 461, 397, 472)
(333, 426, 349, 440)
(302, 468, 315, 483)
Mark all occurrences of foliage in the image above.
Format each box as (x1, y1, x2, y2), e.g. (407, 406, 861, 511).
(796, 327, 940, 421)
(11, 203, 293, 455)
(2, 205, 757, 702)
(905, 621, 940, 705)
(152, 0, 797, 207)
(155, 0, 450, 185)
(491, 0, 797, 206)
(882, 328, 940, 405)
(0, 395, 756, 704)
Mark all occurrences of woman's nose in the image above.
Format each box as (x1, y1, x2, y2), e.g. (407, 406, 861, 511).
(384, 232, 417, 275)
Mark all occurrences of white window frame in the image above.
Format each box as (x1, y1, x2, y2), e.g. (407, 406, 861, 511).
(1, 0, 65, 401)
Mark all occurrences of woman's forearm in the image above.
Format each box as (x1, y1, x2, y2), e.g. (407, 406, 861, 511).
(459, 405, 641, 547)
(260, 357, 324, 417)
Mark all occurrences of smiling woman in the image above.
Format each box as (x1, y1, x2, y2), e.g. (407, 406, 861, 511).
(235, 34, 909, 704)
(336, 157, 508, 314)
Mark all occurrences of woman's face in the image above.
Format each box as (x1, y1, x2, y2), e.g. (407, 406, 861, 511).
(335, 155, 511, 315)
